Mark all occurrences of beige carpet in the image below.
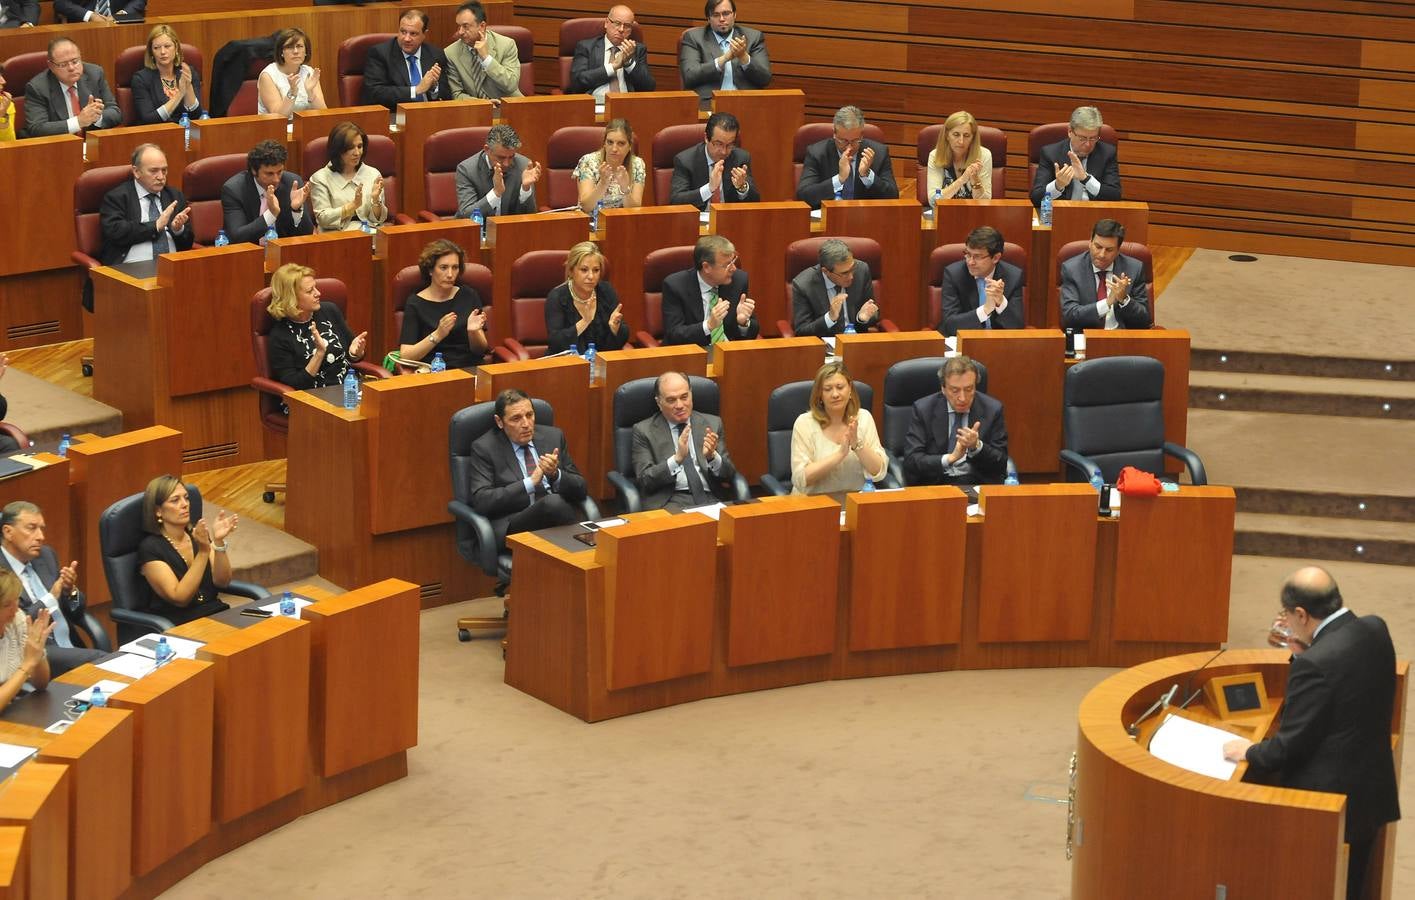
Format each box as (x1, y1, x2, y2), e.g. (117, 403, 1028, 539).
(162, 555, 1415, 899)
(2, 367, 122, 450)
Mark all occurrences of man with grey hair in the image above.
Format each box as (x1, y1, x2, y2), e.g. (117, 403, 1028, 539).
(796, 105, 898, 209)
(630, 371, 739, 511)
(456, 123, 542, 218)
(790, 238, 881, 336)
(1, 501, 105, 675)
(902, 355, 1008, 486)
(1029, 105, 1122, 208)
(99, 143, 193, 267)
(660, 234, 759, 345)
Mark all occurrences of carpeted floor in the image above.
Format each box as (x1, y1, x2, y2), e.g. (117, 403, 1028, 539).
(163, 555, 1415, 899)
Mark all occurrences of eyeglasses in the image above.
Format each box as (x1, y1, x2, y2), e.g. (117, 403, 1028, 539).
(1070, 131, 1101, 145)
(827, 266, 854, 278)
(713, 255, 739, 269)
(607, 18, 635, 29)
(833, 136, 862, 149)
(50, 57, 83, 69)
(710, 10, 735, 19)
(708, 139, 737, 153)
(963, 251, 995, 263)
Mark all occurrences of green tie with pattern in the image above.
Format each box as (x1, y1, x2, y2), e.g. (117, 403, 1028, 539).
(708, 287, 726, 345)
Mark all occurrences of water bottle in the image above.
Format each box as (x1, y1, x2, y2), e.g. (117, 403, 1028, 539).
(261, 225, 277, 248)
(279, 591, 297, 617)
(89, 685, 106, 708)
(1004, 471, 1020, 486)
(429, 352, 446, 373)
(833, 188, 843, 202)
(1040, 195, 1053, 226)
(843, 320, 856, 335)
(342, 370, 359, 409)
(155, 636, 174, 666)
(584, 342, 596, 385)
(214, 229, 230, 247)
(568, 343, 578, 358)
(929, 187, 941, 215)
(179, 112, 191, 150)
(199, 112, 209, 121)
(860, 476, 876, 493)
(590, 200, 603, 232)
(57, 433, 71, 457)
(470, 206, 484, 230)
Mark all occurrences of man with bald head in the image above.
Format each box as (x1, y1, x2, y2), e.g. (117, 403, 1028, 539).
(21, 37, 120, 137)
(100, 143, 194, 267)
(630, 372, 738, 511)
(1223, 566, 1399, 900)
(569, 5, 655, 99)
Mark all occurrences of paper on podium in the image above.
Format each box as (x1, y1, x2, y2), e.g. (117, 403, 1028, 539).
(1149, 713, 1239, 780)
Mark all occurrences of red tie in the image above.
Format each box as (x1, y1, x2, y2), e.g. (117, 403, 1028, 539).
(521, 444, 547, 497)
(68, 85, 81, 117)
(1096, 271, 1109, 302)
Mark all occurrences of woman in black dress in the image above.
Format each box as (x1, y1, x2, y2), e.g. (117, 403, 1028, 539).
(545, 241, 628, 354)
(137, 475, 235, 626)
(266, 263, 368, 397)
(399, 239, 489, 368)
(131, 24, 205, 125)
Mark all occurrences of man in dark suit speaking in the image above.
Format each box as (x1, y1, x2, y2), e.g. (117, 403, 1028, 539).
(903, 355, 1008, 486)
(21, 37, 121, 137)
(661, 235, 759, 346)
(1224, 567, 1400, 900)
(1029, 105, 1122, 208)
(221, 139, 313, 244)
(796, 105, 899, 210)
(669, 112, 759, 210)
(937, 226, 1025, 337)
(361, 8, 451, 110)
(631, 372, 738, 512)
(1, 502, 104, 676)
(469, 389, 587, 547)
(790, 238, 880, 337)
(100, 144, 194, 266)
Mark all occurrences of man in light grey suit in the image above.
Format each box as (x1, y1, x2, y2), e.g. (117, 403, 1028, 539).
(455, 124, 542, 219)
(631, 372, 739, 512)
(678, 0, 771, 110)
(791, 238, 881, 337)
(444, 1, 522, 101)
(1059, 218, 1152, 330)
(21, 38, 121, 138)
(1, 502, 104, 676)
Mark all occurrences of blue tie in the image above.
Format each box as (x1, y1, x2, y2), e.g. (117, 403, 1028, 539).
(976, 277, 991, 329)
(718, 36, 735, 90)
(406, 54, 423, 99)
(147, 192, 170, 256)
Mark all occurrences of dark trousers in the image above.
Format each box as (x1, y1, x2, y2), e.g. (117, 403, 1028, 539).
(48, 645, 106, 677)
(1347, 837, 1375, 900)
(505, 494, 579, 537)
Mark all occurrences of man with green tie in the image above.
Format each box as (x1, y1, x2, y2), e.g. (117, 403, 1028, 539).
(660, 235, 759, 346)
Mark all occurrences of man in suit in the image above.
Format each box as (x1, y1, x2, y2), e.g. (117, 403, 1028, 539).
(469, 389, 587, 548)
(661, 235, 759, 346)
(1059, 218, 1151, 330)
(0, 502, 104, 676)
(668, 111, 759, 209)
(361, 9, 451, 110)
(21, 38, 121, 138)
(678, 0, 771, 110)
(1224, 567, 1400, 900)
(55, 0, 145, 23)
(796, 105, 899, 210)
(791, 238, 881, 337)
(455, 123, 541, 219)
(100, 144, 193, 266)
(631, 372, 739, 512)
(221, 139, 313, 244)
(444, 1, 522, 101)
(0, 0, 39, 28)
(1030, 105, 1122, 208)
(938, 226, 1026, 337)
(569, 5, 654, 100)
(903, 356, 1008, 486)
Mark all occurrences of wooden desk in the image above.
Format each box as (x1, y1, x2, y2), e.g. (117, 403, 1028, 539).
(714, 337, 827, 481)
(499, 95, 596, 175)
(712, 90, 804, 203)
(486, 211, 587, 308)
(0, 456, 70, 573)
(189, 114, 288, 162)
(599, 205, 701, 334)
(837, 331, 947, 418)
(395, 99, 494, 218)
(270, 231, 377, 337)
(86, 124, 187, 188)
(956, 329, 1067, 475)
(710, 202, 813, 338)
(0, 762, 69, 900)
(820, 199, 926, 330)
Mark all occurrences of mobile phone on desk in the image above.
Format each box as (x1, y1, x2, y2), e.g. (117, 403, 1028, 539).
(240, 607, 274, 618)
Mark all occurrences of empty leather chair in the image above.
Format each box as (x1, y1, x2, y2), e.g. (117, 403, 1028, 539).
(496, 25, 536, 97)
(71, 165, 134, 316)
(496, 250, 565, 361)
(651, 123, 705, 206)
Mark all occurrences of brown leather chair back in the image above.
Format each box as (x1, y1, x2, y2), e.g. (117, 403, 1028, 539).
(496, 25, 536, 97)
(338, 33, 393, 108)
(640, 245, 695, 346)
(3, 51, 49, 134)
(183, 153, 248, 245)
(651, 123, 704, 205)
(505, 250, 566, 358)
(422, 127, 492, 219)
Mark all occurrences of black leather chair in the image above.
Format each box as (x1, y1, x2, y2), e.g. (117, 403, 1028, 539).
(761, 379, 884, 496)
(53, 583, 112, 653)
(1061, 356, 1206, 484)
(606, 376, 751, 512)
(880, 357, 1016, 485)
(98, 484, 267, 642)
(448, 399, 600, 641)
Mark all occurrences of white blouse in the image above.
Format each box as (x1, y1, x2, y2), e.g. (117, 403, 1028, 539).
(257, 63, 317, 117)
(790, 409, 889, 495)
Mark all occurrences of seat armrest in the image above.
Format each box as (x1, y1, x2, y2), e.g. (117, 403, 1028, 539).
(251, 376, 292, 398)
(879, 318, 900, 333)
(392, 213, 418, 226)
(634, 330, 660, 348)
(1162, 442, 1208, 485)
(879, 467, 902, 490)
(606, 471, 642, 514)
(353, 361, 391, 379)
(448, 499, 499, 575)
(1060, 449, 1101, 482)
(887, 453, 905, 488)
(500, 338, 531, 361)
(579, 497, 601, 521)
(730, 473, 752, 504)
(416, 210, 442, 223)
(109, 607, 176, 637)
(72, 250, 101, 270)
(776, 319, 794, 338)
(220, 580, 269, 602)
(490, 345, 519, 364)
(760, 473, 790, 496)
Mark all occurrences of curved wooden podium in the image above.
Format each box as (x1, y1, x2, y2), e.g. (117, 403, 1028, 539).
(1073, 650, 1406, 900)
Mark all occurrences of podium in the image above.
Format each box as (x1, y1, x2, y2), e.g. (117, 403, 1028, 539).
(593, 344, 708, 498)
(820, 199, 925, 329)
(1085, 328, 1191, 473)
(269, 231, 376, 337)
(709, 201, 812, 337)
(189, 113, 287, 162)
(396, 99, 494, 217)
(712, 89, 804, 203)
(837, 330, 947, 417)
(604, 91, 701, 206)
(714, 337, 827, 481)
(1073, 650, 1407, 899)
(499, 95, 596, 175)
(486, 211, 587, 307)
(955, 329, 1066, 474)
(86, 123, 187, 187)
(600, 205, 701, 333)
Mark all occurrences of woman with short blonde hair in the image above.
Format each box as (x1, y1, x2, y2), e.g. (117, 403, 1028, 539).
(0, 569, 52, 708)
(544, 241, 629, 354)
(266, 263, 367, 394)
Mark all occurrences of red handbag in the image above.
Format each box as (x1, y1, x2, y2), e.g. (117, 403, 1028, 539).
(1116, 466, 1162, 496)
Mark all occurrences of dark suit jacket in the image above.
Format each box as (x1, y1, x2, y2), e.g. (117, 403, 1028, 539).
(130, 65, 205, 124)
(669, 144, 759, 209)
(678, 24, 771, 108)
(569, 35, 655, 94)
(99, 180, 194, 265)
(11, 545, 84, 648)
(20, 66, 121, 138)
(631, 411, 737, 510)
(361, 38, 451, 110)
(220, 170, 314, 244)
(0, 0, 39, 27)
(903, 391, 1008, 486)
(1029, 137, 1122, 207)
(544, 281, 630, 354)
(661, 268, 759, 346)
(796, 137, 899, 209)
(938, 259, 1026, 337)
(1246, 612, 1400, 843)
(455, 150, 539, 218)
(56, 0, 146, 20)
(1058, 251, 1151, 330)
(791, 260, 880, 337)
(468, 424, 587, 546)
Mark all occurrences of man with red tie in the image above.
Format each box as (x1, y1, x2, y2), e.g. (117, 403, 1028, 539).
(20, 37, 120, 138)
(1059, 218, 1152, 330)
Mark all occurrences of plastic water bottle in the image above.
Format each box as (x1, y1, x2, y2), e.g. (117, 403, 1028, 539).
(179, 112, 191, 150)
(214, 229, 230, 247)
(429, 352, 446, 373)
(1040, 195, 1053, 226)
(88, 685, 106, 708)
(199, 112, 209, 121)
(155, 636, 174, 666)
(279, 591, 297, 617)
(843, 320, 856, 335)
(584, 342, 596, 385)
(57, 433, 71, 457)
(568, 343, 578, 358)
(470, 206, 484, 229)
(929, 187, 941, 215)
(590, 200, 603, 232)
(1004, 471, 1020, 486)
(833, 188, 843, 202)
(342, 370, 359, 409)
(860, 476, 876, 493)
(261, 225, 277, 248)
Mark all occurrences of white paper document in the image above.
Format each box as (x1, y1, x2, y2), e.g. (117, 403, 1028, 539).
(592, 517, 629, 528)
(73, 680, 129, 703)
(121, 634, 205, 659)
(1148, 713, 1239, 780)
(0, 742, 36, 768)
(683, 503, 725, 521)
(96, 653, 158, 679)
